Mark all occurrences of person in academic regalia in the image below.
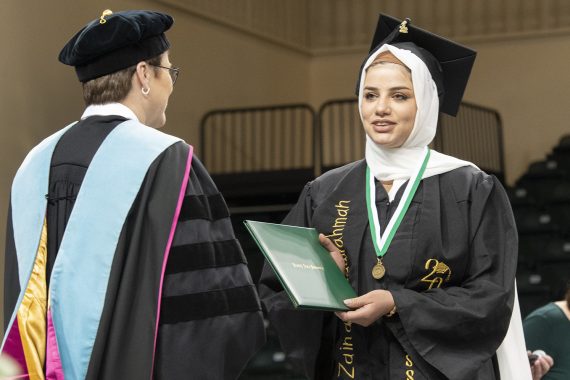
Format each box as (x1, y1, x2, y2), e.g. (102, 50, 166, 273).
(2, 9, 264, 379)
(259, 14, 530, 380)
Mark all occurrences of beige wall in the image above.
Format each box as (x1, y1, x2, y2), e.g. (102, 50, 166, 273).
(467, 35, 570, 184)
(0, 0, 309, 329)
(309, 35, 570, 185)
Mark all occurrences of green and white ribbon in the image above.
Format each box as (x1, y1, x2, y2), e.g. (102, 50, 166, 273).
(366, 147, 430, 260)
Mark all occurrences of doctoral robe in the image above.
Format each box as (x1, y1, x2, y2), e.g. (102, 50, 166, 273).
(3, 115, 265, 379)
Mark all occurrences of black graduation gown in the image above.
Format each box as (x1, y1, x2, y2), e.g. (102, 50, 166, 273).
(259, 159, 517, 380)
(3, 115, 265, 379)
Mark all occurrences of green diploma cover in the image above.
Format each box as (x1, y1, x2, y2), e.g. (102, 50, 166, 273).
(245, 220, 357, 311)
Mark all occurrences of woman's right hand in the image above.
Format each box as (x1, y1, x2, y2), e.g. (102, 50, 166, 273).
(319, 233, 345, 273)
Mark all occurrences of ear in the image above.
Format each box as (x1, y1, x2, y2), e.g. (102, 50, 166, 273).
(133, 61, 151, 89)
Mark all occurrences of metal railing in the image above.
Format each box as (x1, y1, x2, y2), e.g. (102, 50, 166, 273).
(434, 101, 505, 181)
(317, 98, 365, 174)
(200, 99, 506, 205)
(318, 98, 505, 181)
(200, 104, 317, 175)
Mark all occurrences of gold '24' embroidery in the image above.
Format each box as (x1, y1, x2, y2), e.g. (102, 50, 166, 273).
(420, 259, 451, 290)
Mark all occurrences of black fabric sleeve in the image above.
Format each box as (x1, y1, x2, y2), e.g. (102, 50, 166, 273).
(3, 202, 19, 332)
(87, 145, 265, 380)
(389, 174, 518, 380)
(155, 156, 265, 380)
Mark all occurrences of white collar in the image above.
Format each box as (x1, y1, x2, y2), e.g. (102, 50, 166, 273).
(81, 103, 139, 122)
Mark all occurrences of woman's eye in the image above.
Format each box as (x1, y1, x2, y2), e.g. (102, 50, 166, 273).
(393, 93, 409, 101)
(365, 92, 377, 100)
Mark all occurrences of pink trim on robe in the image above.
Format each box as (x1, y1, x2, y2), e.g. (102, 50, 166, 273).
(150, 146, 194, 378)
(3, 316, 28, 374)
(45, 308, 64, 380)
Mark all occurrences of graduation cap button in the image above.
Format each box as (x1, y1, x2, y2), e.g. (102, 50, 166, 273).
(99, 9, 113, 25)
(399, 19, 410, 34)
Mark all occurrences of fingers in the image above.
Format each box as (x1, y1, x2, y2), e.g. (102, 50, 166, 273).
(319, 234, 345, 272)
(336, 290, 396, 327)
(542, 354, 554, 367)
(319, 234, 339, 253)
(344, 294, 370, 309)
(335, 311, 347, 320)
(531, 355, 554, 380)
(335, 304, 377, 327)
(336, 296, 371, 321)
(344, 290, 394, 310)
(535, 355, 553, 374)
(330, 251, 346, 273)
(533, 361, 546, 379)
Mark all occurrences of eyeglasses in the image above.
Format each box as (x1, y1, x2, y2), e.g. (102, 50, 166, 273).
(149, 64, 180, 85)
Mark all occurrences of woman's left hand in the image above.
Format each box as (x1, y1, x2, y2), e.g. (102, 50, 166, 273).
(530, 351, 554, 380)
(335, 290, 395, 327)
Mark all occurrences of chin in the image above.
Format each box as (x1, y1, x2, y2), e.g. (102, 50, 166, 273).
(367, 134, 393, 148)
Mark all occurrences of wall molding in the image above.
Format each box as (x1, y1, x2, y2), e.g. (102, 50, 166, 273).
(156, 0, 570, 56)
(156, 0, 312, 54)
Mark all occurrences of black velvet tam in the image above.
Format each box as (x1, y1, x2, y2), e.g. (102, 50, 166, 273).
(59, 10, 173, 82)
(357, 14, 477, 117)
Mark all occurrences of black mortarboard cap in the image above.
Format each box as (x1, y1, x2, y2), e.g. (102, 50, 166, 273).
(59, 10, 173, 82)
(357, 14, 476, 116)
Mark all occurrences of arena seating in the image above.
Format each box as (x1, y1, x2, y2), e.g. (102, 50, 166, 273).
(511, 134, 570, 317)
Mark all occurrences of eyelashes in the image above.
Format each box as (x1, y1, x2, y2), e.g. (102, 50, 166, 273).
(363, 92, 411, 101)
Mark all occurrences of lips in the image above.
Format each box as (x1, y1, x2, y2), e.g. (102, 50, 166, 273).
(370, 119, 396, 132)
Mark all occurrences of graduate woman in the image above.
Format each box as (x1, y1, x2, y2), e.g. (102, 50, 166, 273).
(260, 15, 529, 379)
(2, 10, 264, 379)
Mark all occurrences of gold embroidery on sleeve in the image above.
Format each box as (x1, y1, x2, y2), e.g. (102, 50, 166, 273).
(420, 259, 451, 290)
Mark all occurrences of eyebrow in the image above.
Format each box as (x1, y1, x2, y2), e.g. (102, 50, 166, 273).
(364, 85, 413, 92)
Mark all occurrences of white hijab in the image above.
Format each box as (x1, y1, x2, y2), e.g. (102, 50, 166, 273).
(359, 44, 477, 181)
(359, 45, 531, 380)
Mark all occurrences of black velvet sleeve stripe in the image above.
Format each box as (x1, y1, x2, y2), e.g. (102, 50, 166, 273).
(160, 285, 261, 324)
(178, 193, 229, 221)
(165, 239, 247, 274)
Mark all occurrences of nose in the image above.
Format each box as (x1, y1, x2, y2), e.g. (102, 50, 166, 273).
(375, 96, 390, 116)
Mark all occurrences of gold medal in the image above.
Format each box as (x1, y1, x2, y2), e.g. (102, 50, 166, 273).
(366, 149, 430, 282)
(372, 259, 385, 279)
